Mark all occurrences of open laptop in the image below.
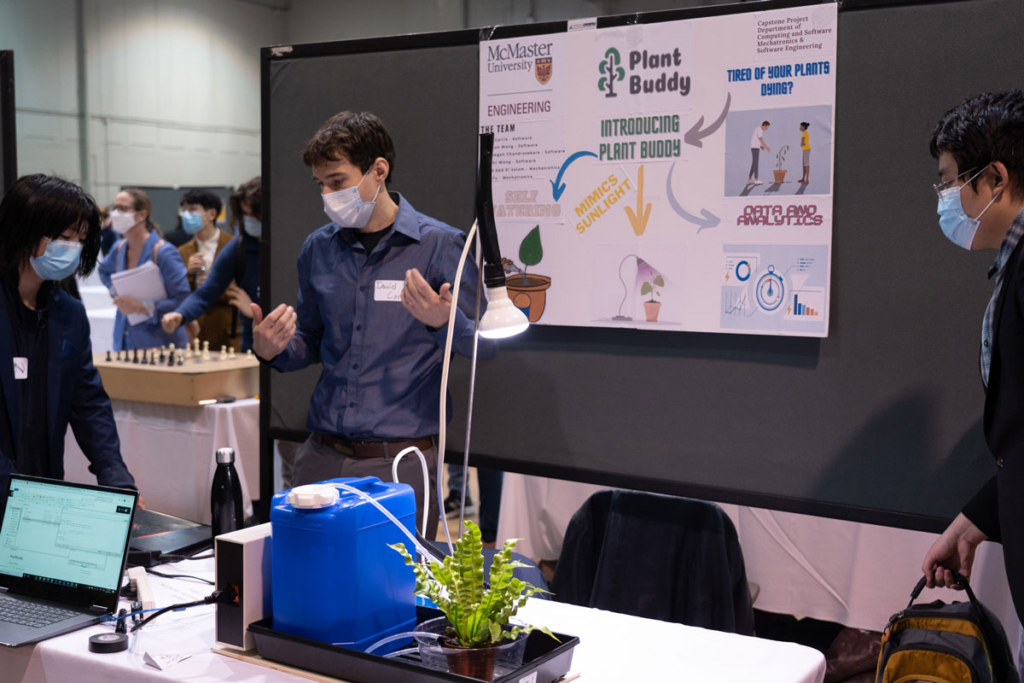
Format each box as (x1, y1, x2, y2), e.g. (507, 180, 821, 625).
(0, 475, 138, 646)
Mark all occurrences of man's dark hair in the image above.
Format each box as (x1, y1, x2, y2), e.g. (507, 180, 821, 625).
(762, 120, 771, 127)
(302, 111, 396, 185)
(182, 188, 223, 216)
(0, 174, 102, 281)
(800, 122, 809, 129)
(931, 89, 1024, 198)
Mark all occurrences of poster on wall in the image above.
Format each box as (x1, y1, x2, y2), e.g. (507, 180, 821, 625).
(479, 4, 837, 337)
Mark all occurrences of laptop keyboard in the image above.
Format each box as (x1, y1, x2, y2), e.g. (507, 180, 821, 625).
(0, 594, 78, 628)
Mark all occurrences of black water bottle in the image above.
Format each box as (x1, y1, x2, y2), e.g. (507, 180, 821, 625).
(211, 447, 244, 536)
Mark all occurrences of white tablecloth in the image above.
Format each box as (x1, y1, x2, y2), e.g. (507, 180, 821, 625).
(4, 559, 825, 683)
(63, 398, 259, 524)
(498, 473, 1022, 667)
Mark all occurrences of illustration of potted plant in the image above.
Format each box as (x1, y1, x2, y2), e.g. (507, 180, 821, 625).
(640, 270, 664, 322)
(391, 521, 556, 681)
(773, 145, 790, 183)
(502, 225, 552, 323)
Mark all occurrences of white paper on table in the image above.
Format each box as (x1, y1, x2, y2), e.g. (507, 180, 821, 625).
(143, 651, 193, 670)
(109, 261, 166, 325)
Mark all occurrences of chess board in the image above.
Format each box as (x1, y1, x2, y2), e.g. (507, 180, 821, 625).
(94, 345, 260, 406)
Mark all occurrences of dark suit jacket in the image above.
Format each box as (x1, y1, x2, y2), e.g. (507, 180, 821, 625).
(962, 238, 1024, 543)
(178, 229, 240, 351)
(0, 281, 135, 489)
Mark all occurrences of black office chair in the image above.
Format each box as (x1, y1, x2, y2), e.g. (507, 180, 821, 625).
(550, 490, 754, 634)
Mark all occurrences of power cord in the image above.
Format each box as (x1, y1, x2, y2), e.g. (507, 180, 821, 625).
(129, 586, 236, 633)
(145, 569, 214, 585)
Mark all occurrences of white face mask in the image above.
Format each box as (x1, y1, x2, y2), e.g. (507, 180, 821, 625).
(109, 209, 138, 235)
(322, 173, 381, 229)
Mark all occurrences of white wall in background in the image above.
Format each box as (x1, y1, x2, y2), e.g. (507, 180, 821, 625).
(0, 0, 287, 203)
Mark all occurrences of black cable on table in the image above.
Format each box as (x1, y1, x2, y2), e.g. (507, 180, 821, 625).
(146, 569, 214, 585)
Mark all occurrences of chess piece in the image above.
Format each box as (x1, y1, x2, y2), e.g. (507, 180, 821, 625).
(228, 347, 236, 360)
(195, 339, 201, 354)
(159, 348, 166, 364)
(168, 350, 175, 367)
(246, 349, 253, 357)
(106, 351, 112, 362)
(132, 349, 139, 364)
(220, 345, 227, 361)
(177, 355, 184, 366)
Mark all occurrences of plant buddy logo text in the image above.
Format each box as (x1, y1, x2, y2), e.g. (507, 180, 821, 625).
(598, 46, 692, 97)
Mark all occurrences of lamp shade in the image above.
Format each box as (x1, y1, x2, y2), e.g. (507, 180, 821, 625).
(479, 286, 529, 339)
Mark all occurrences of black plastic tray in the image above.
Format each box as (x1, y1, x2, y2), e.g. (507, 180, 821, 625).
(250, 606, 578, 683)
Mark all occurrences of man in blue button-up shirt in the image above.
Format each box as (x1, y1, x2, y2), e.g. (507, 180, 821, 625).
(252, 112, 495, 538)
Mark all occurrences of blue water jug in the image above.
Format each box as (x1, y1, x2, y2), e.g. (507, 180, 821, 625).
(270, 476, 417, 651)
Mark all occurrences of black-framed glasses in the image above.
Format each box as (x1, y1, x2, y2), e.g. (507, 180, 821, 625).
(933, 167, 979, 197)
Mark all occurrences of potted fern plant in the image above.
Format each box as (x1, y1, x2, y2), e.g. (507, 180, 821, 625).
(390, 521, 556, 681)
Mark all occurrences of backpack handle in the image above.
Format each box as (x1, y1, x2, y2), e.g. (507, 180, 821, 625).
(908, 571, 978, 609)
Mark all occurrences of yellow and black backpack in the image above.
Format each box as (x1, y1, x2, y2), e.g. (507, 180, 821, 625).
(876, 573, 1019, 683)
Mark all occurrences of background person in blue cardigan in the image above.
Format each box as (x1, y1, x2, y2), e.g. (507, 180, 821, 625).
(98, 188, 190, 351)
(0, 174, 137, 493)
(161, 177, 262, 353)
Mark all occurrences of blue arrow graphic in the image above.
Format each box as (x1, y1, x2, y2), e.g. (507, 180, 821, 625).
(550, 151, 597, 201)
(666, 162, 721, 233)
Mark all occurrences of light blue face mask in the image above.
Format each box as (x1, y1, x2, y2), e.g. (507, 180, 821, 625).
(182, 211, 205, 235)
(322, 173, 382, 229)
(242, 215, 261, 238)
(30, 239, 83, 281)
(937, 166, 1000, 250)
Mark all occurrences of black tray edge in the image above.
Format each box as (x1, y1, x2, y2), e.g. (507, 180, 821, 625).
(249, 607, 579, 683)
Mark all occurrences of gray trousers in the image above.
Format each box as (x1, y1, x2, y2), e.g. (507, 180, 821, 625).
(293, 435, 440, 541)
(749, 148, 760, 179)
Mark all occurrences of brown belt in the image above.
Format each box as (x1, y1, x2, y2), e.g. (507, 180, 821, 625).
(313, 433, 435, 459)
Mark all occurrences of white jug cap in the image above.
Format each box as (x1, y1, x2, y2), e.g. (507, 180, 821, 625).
(287, 484, 339, 509)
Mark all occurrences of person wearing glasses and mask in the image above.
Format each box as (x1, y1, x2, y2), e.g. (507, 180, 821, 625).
(176, 189, 236, 350)
(97, 188, 190, 351)
(162, 178, 262, 352)
(921, 90, 1024, 628)
(250, 112, 496, 538)
(0, 174, 137, 491)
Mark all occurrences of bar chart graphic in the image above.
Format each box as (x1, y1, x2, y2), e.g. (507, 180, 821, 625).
(785, 288, 825, 320)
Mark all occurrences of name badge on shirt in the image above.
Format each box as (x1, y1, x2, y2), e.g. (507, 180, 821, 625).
(374, 280, 404, 302)
(13, 358, 27, 380)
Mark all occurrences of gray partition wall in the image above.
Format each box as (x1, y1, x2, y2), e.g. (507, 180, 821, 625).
(261, 0, 1016, 530)
(0, 51, 15, 195)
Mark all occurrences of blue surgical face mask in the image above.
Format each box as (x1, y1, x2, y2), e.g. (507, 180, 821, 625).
(30, 239, 83, 281)
(322, 173, 382, 229)
(937, 165, 1000, 250)
(242, 215, 261, 238)
(181, 211, 205, 235)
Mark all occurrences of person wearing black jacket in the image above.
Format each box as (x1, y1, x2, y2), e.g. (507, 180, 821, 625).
(922, 90, 1024, 626)
(0, 174, 136, 492)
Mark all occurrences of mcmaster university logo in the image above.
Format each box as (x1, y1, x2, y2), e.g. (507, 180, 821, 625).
(598, 47, 625, 97)
(535, 57, 552, 84)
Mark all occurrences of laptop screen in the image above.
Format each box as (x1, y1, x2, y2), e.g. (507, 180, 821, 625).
(0, 476, 137, 610)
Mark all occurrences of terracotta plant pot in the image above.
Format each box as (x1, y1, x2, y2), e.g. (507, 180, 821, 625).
(505, 274, 552, 323)
(415, 617, 529, 681)
(773, 169, 787, 183)
(445, 642, 499, 681)
(644, 300, 661, 322)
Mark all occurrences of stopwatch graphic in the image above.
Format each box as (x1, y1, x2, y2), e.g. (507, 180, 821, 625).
(755, 265, 785, 312)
